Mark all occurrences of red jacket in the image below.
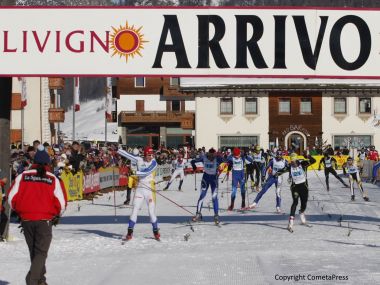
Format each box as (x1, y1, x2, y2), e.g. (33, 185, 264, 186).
(8, 167, 67, 221)
(368, 150, 379, 161)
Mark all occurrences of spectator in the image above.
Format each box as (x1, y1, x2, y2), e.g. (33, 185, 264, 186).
(368, 146, 379, 161)
(69, 141, 85, 173)
(0, 175, 8, 241)
(8, 145, 67, 285)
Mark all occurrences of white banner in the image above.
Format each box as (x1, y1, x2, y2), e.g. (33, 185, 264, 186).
(1, 7, 380, 78)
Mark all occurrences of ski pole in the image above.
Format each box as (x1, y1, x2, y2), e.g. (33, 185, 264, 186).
(311, 167, 345, 223)
(139, 184, 195, 216)
(194, 171, 197, 191)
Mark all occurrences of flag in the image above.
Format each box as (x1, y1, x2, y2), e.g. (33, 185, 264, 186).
(18, 77, 27, 108)
(105, 77, 112, 121)
(74, 77, 80, 112)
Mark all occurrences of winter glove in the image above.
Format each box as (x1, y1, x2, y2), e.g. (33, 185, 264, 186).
(52, 215, 60, 226)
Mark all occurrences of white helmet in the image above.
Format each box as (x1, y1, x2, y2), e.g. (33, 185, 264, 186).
(132, 148, 139, 156)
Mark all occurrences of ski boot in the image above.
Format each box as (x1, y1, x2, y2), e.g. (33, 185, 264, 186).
(192, 212, 202, 222)
(363, 196, 370, 202)
(300, 212, 306, 225)
(214, 214, 220, 225)
(178, 180, 183, 191)
(125, 228, 133, 241)
(351, 195, 355, 201)
(227, 201, 234, 211)
(287, 216, 294, 233)
(248, 202, 257, 209)
(153, 229, 161, 241)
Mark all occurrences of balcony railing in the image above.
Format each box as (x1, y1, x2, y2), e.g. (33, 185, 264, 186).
(48, 78, 65, 89)
(120, 111, 195, 129)
(48, 108, 65, 123)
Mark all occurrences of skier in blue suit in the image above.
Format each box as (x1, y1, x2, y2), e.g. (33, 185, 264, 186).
(227, 147, 253, 210)
(248, 150, 288, 213)
(191, 148, 225, 225)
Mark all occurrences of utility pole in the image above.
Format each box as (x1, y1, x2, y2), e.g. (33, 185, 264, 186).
(0, 78, 12, 240)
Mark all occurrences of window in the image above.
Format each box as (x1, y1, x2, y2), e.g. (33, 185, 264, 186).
(170, 77, 180, 86)
(333, 135, 372, 149)
(134, 77, 145, 87)
(219, 136, 258, 148)
(300, 98, 312, 114)
(167, 136, 184, 148)
(245, 98, 258, 114)
(171, 100, 180, 112)
(279, 98, 291, 114)
(126, 135, 149, 146)
(220, 98, 233, 115)
(334, 98, 346, 114)
(136, 100, 144, 112)
(359, 98, 371, 114)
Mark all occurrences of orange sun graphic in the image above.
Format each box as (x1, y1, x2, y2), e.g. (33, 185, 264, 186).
(110, 21, 147, 62)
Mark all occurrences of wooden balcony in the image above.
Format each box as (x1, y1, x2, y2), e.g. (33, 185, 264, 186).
(49, 78, 65, 89)
(120, 111, 195, 129)
(11, 93, 21, 110)
(48, 108, 65, 123)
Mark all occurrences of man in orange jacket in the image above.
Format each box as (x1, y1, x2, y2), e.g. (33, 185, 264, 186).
(8, 145, 67, 285)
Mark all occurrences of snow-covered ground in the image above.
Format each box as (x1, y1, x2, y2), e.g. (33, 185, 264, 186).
(60, 99, 118, 143)
(1, 171, 380, 285)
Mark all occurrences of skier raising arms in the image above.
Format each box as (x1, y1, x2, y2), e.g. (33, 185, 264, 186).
(342, 157, 370, 202)
(191, 148, 225, 225)
(163, 154, 186, 191)
(118, 146, 160, 241)
(277, 153, 316, 232)
(318, 152, 349, 191)
(227, 148, 252, 210)
(248, 150, 288, 213)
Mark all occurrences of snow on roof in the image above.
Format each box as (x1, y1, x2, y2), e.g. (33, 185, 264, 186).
(180, 77, 380, 88)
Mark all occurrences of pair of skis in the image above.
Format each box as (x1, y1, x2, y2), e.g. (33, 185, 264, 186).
(121, 235, 161, 245)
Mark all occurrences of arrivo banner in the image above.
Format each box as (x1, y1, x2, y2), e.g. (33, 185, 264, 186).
(0, 6, 380, 78)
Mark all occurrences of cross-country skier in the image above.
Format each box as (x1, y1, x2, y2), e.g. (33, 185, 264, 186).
(118, 146, 160, 241)
(191, 148, 225, 225)
(318, 152, 349, 191)
(163, 154, 186, 191)
(277, 153, 316, 232)
(357, 148, 367, 175)
(342, 157, 370, 202)
(250, 145, 266, 192)
(123, 148, 139, 205)
(248, 150, 288, 213)
(245, 149, 255, 189)
(226, 148, 252, 210)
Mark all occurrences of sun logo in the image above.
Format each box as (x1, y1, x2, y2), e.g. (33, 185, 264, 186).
(110, 21, 148, 62)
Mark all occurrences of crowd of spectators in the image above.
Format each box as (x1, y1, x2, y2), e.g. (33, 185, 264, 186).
(8, 140, 379, 182)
